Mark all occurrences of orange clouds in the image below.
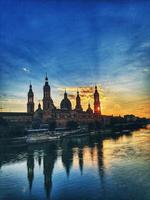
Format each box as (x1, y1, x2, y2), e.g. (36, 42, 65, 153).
(57, 85, 104, 111)
(1, 84, 149, 118)
(57, 85, 150, 118)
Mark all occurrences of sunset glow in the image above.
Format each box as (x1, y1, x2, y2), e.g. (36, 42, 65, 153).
(0, 0, 150, 118)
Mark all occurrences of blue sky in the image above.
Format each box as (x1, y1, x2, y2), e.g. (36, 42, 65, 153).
(0, 0, 150, 117)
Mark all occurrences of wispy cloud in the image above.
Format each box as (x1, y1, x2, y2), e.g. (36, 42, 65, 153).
(22, 67, 30, 73)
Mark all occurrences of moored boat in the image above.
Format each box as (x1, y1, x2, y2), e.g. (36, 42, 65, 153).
(26, 133, 60, 144)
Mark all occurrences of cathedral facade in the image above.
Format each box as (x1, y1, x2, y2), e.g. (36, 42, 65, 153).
(27, 75, 101, 128)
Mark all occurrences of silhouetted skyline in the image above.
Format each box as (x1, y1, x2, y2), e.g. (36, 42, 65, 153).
(0, 0, 150, 118)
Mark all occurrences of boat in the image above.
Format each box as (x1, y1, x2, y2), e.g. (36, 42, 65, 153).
(26, 127, 88, 144)
(26, 128, 49, 134)
(54, 128, 84, 136)
(26, 133, 60, 144)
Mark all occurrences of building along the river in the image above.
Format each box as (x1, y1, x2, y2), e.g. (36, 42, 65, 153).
(30, 74, 101, 128)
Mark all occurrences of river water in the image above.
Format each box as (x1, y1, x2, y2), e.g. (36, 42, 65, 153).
(0, 127, 150, 200)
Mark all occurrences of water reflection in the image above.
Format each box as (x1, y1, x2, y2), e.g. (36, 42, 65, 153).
(38, 152, 42, 167)
(0, 128, 150, 200)
(61, 141, 74, 177)
(43, 144, 57, 198)
(27, 152, 34, 191)
(78, 148, 83, 175)
(97, 142, 104, 182)
(25, 136, 106, 199)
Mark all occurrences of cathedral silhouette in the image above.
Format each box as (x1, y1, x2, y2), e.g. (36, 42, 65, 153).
(27, 74, 101, 127)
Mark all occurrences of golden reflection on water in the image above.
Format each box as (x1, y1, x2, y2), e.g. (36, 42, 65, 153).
(0, 127, 150, 200)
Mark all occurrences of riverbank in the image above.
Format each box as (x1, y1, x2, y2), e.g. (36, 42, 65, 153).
(0, 125, 147, 147)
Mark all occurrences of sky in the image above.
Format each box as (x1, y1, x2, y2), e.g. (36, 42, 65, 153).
(0, 0, 150, 118)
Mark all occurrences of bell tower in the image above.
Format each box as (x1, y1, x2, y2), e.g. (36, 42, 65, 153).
(43, 74, 55, 112)
(94, 85, 101, 116)
(27, 82, 34, 114)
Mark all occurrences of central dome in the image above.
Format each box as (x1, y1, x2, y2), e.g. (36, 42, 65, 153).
(33, 103, 43, 120)
(60, 91, 72, 111)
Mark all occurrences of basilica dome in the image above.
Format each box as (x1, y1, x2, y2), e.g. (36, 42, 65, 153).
(33, 103, 43, 120)
(60, 91, 72, 111)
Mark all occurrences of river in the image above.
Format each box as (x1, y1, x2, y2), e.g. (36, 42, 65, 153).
(0, 127, 150, 200)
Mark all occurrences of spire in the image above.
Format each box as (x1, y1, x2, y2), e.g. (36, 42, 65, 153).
(86, 102, 93, 113)
(27, 81, 34, 114)
(64, 89, 67, 98)
(95, 85, 97, 91)
(75, 88, 82, 111)
(45, 72, 48, 82)
(94, 85, 101, 116)
(29, 81, 32, 90)
(88, 103, 91, 108)
(38, 102, 41, 109)
(28, 82, 33, 94)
